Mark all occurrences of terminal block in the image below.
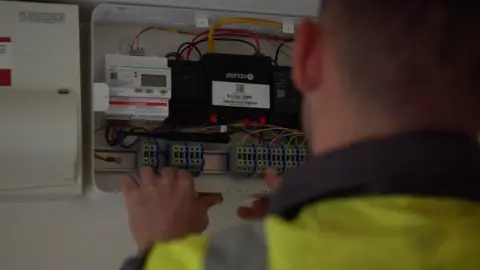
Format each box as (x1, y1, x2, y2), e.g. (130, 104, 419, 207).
(230, 144, 308, 176)
(140, 140, 205, 173)
(140, 140, 164, 170)
(169, 142, 205, 173)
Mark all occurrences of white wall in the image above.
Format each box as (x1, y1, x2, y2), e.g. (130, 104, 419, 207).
(51, 0, 319, 17)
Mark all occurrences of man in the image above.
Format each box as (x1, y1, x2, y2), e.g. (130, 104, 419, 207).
(121, 1, 480, 269)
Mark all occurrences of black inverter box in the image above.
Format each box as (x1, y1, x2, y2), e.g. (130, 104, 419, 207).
(201, 53, 274, 124)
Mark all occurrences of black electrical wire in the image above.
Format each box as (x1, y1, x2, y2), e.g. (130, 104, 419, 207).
(274, 38, 294, 66)
(119, 127, 148, 149)
(152, 125, 167, 133)
(105, 123, 265, 147)
(123, 130, 231, 143)
(177, 37, 258, 59)
(105, 126, 119, 147)
(176, 41, 202, 59)
(104, 126, 148, 148)
(165, 52, 183, 60)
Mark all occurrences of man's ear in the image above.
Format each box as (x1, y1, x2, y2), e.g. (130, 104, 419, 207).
(292, 19, 324, 93)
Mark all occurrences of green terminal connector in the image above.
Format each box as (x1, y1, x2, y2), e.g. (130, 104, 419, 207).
(230, 144, 309, 176)
(169, 142, 204, 172)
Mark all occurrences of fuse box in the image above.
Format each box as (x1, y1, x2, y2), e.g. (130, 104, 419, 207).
(0, 1, 82, 200)
(91, 4, 305, 195)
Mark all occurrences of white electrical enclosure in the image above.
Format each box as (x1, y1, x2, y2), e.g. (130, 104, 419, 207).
(90, 4, 302, 195)
(0, 1, 82, 200)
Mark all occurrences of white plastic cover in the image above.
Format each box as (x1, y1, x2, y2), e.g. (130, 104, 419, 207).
(0, 89, 79, 190)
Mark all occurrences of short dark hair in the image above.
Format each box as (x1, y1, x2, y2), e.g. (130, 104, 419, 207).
(321, 1, 480, 113)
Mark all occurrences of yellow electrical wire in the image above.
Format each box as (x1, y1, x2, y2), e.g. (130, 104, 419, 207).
(301, 137, 307, 146)
(207, 18, 283, 52)
(288, 134, 304, 145)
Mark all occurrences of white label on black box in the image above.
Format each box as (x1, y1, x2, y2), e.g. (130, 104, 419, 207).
(212, 81, 270, 109)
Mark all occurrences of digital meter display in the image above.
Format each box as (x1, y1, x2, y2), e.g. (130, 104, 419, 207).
(142, 74, 167, 87)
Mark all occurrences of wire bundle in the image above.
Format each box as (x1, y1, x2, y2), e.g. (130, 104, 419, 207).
(184, 28, 261, 59)
(205, 18, 283, 52)
(102, 122, 304, 148)
(105, 126, 148, 149)
(95, 123, 305, 163)
(193, 123, 304, 145)
(238, 126, 304, 146)
(130, 23, 293, 62)
(175, 36, 259, 60)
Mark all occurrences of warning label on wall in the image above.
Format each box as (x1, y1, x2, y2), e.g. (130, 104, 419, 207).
(0, 37, 12, 87)
(19, 11, 66, 24)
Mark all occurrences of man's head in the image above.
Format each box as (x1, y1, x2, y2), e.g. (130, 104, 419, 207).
(293, 0, 480, 154)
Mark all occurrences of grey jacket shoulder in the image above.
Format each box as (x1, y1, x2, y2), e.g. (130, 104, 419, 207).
(120, 222, 267, 270)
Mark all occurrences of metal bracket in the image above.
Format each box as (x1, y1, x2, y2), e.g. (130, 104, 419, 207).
(282, 19, 295, 34)
(195, 14, 210, 28)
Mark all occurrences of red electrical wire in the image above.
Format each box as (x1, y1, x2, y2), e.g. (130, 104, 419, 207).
(134, 26, 162, 49)
(133, 26, 196, 50)
(185, 29, 262, 59)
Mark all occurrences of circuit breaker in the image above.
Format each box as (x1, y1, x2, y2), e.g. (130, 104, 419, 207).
(0, 1, 82, 200)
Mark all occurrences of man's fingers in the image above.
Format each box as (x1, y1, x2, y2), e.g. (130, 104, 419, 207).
(178, 170, 194, 180)
(237, 206, 262, 220)
(252, 198, 270, 209)
(160, 167, 177, 182)
(121, 175, 138, 197)
(197, 194, 223, 210)
(177, 170, 195, 192)
(139, 166, 156, 186)
(237, 206, 266, 220)
(178, 170, 194, 182)
(237, 199, 269, 220)
(264, 168, 281, 189)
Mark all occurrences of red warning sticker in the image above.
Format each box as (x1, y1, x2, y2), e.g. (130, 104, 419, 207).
(109, 101, 168, 106)
(0, 37, 12, 86)
(107, 96, 170, 121)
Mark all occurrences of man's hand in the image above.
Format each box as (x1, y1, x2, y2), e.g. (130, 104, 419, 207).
(237, 168, 281, 220)
(121, 167, 223, 252)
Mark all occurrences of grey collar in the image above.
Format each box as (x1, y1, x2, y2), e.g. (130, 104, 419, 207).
(269, 132, 480, 219)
